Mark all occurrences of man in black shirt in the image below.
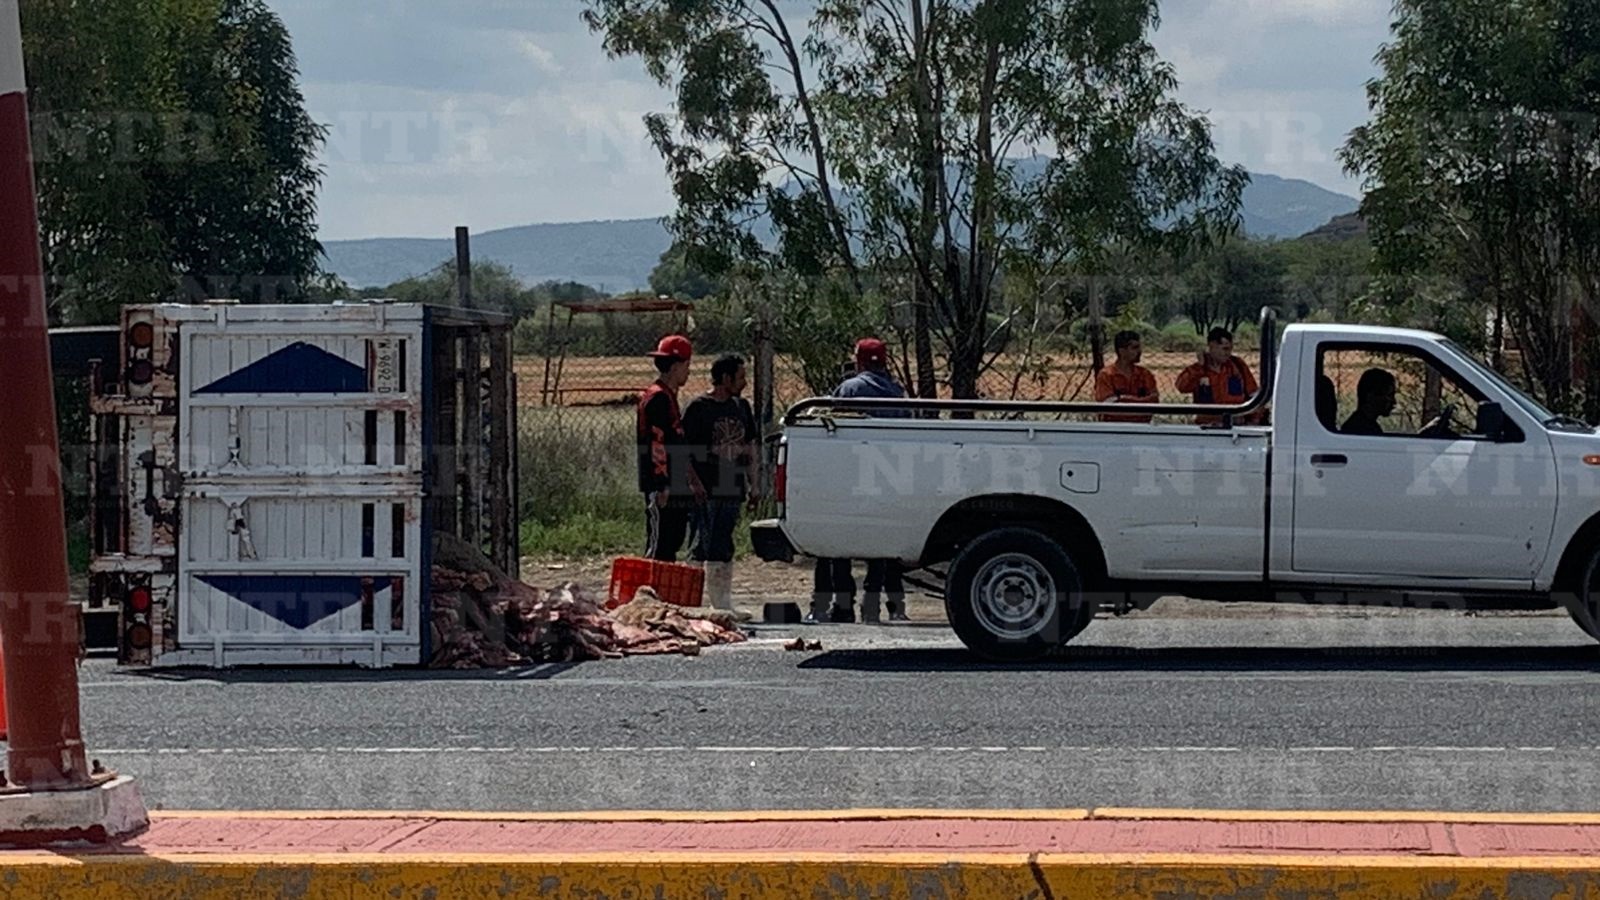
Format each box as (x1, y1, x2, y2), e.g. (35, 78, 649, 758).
(1342, 368, 1397, 437)
(683, 354, 759, 610)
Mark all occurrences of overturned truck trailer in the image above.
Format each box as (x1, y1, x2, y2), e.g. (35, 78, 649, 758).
(86, 301, 517, 668)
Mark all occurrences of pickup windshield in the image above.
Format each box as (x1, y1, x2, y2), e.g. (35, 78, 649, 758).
(1439, 339, 1590, 431)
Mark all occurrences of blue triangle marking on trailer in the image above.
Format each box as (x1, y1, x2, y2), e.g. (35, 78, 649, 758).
(196, 342, 367, 394)
(196, 575, 391, 630)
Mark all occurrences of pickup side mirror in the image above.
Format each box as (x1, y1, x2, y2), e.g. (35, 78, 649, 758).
(1476, 401, 1508, 441)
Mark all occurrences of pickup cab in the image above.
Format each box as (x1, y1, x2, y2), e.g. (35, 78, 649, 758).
(752, 314, 1600, 659)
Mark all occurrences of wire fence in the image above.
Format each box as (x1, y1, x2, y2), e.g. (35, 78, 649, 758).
(514, 305, 1269, 551)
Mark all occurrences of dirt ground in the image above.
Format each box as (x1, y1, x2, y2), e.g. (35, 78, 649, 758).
(518, 556, 1567, 625)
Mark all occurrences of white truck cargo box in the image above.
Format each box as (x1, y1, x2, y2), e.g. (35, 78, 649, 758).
(87, 302, 517, 668)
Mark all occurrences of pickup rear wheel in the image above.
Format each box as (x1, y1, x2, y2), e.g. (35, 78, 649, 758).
(946, 528, 1093, 661)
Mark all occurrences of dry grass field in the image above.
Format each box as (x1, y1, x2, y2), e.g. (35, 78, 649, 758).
(513, 348, 1412, 411)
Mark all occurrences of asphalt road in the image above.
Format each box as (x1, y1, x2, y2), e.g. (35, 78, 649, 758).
(62, 611, 1600, 813)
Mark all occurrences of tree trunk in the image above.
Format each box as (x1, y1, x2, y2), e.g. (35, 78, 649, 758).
(949, 337, 981, 401)
(757, 0, 861, 294)
(1089, 279, 1106, 374)
(910, 0, 939, 401)
(945, 30, 1002, 403)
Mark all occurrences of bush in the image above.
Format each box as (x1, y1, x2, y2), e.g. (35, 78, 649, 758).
(521, 512, 639, 558)
(518, 407, 637, 535)
(515, 405, 765, 560)
(1153, 319, 1206, 353)
(511, 303, 752, 359)
(1066, 319, 1160, 351)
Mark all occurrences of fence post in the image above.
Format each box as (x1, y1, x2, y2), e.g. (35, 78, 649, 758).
(753, 298, 777, 497)
(1088, 276, 1106, 378)
(456, 227, 485, 549)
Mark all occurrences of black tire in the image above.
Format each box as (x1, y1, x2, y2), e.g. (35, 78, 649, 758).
(1568, 548, 1600, 642)
(945, 527, 1094, 661)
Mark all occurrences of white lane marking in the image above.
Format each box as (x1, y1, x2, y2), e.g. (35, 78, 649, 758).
(89, 745, 1600, 756)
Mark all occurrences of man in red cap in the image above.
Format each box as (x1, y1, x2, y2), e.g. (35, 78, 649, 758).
(818, 338, 911, 624)
(638, 335, 703, 561)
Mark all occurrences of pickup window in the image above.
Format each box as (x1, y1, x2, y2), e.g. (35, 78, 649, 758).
(1293, 340, 1552, 582)
(1315, 343, 1513, 442)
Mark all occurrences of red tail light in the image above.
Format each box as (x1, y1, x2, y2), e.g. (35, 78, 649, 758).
(128, 322, 155, 349)
(774, 462, 787, 504)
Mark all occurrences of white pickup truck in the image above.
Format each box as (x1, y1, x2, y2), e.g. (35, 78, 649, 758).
(752, 314, 1600, 659)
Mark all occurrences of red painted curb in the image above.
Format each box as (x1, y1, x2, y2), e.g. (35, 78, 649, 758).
(9, 813, 1600, 859)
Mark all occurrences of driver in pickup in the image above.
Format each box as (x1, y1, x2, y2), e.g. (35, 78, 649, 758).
(1341, 368, 1397, 436)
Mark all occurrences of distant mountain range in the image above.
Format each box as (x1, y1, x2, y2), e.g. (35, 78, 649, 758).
(322, 171, 1359, 290)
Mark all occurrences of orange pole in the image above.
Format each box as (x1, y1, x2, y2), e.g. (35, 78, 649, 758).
(0, 0, 92, 790)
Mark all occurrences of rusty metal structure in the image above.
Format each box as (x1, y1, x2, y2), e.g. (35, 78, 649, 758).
(539, 296, 695, 407)
(87, 301, 517, 668)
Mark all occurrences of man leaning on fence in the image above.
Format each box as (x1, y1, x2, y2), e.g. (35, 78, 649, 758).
(683, 353, 760, 611)
(637, 335, 704, 562)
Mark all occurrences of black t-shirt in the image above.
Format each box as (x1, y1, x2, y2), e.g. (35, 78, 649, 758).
(1341, 409, 1385, 436)
(682, 393, 758, 499)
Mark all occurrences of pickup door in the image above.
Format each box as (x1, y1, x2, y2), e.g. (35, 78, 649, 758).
(1288, 337, 1557, 585)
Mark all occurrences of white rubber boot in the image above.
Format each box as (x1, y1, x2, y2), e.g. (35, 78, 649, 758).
(706, 562, 735, 611)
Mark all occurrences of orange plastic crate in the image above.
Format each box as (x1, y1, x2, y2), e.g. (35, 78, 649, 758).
(607, 557, 704, 609)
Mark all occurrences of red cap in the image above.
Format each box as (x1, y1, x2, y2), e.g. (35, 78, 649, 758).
(854, 338, 888, 368)
(647, 334, 693, 361)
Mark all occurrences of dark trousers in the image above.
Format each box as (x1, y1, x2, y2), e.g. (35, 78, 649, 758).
(691, 498, 741, 563)
(865, 559, 904, 600)
(812, 558, 855, 611)
(644, 493, 690, 562)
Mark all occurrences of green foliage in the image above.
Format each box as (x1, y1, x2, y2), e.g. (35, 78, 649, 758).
(1342, 0, 1600, 417)
(650, 243, 723, 300)
(1277, 236, 1372, 322)
(23, 0, 326, 323)
(583, 0, 1245, 399)
(521, 513, 639, 559)
(1158, 320, 1207, 353)
(517, 409, 637, 533)
(1183, 240, 1288, 334)
(366, 259, 531, 314)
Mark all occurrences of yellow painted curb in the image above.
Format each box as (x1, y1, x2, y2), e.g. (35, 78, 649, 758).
(1, 852, 1599, 900)
(1035, 854, 1600, 900)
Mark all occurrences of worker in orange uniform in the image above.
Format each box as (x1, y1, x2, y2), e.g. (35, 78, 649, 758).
(1176, 327, 1261, 425)
(1094, 330, 1160, 423)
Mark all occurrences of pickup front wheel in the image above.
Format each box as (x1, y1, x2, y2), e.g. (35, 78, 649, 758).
(1569, 548, 1600, 641)
(946, 528, 1093, 661)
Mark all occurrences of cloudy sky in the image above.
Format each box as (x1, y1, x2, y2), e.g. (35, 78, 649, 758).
(272, 0, 1393, 241)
